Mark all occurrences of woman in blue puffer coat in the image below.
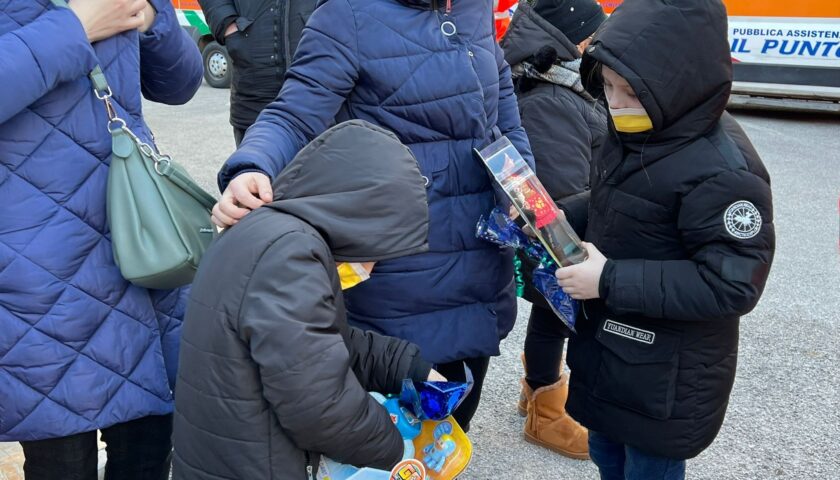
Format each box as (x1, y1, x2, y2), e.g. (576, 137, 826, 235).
(212, 0, 534, 431)
(0, 0, 202, 478)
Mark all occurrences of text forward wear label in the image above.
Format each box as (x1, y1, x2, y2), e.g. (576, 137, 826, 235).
(603, 320, 655, 345)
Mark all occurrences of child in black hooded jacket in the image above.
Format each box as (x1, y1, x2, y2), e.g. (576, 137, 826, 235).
(553, 1, 775, 479)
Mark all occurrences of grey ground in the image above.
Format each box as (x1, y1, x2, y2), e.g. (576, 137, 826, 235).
(144, 86, 840, 480)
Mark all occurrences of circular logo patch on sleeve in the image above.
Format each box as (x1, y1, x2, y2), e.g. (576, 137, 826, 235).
(724, 201, 762, 239)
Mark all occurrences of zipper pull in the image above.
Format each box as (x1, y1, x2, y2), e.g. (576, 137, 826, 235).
(446, 0, 452, 15)
(305, 451, 315, 480)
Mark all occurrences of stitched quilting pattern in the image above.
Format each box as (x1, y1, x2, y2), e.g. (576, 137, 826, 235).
(0, 1, 182, 441)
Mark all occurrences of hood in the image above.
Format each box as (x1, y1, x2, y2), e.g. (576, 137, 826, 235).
(501, 1, 580, 67)
(266, 120, 430, 263)
(582, 0, 732, 147)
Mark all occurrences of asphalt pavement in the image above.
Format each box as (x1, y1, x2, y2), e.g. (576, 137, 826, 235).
(143, 85, 840, 480)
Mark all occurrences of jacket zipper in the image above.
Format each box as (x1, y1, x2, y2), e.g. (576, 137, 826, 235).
(305, 451, 314, 480)
(282, 0, 292, 72)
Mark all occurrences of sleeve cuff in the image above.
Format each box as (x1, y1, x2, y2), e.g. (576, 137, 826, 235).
(407, 353, 432, 383)
(603, 259, 646, 316)
(217, 164, 271, 192)
(598, 259, 615, 299)
(142, 0, 175, 41)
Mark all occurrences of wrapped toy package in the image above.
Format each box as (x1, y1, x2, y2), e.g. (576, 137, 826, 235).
(476, 206, 578, 332)
(317, 374, 474, 480)
(474, 136, 587, 267)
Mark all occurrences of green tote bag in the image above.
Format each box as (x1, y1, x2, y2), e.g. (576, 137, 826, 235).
(51, 0, 217, 289)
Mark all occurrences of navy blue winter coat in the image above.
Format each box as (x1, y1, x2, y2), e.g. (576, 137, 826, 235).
(220, 0, 534, 363)
(0, 0, 202, 441)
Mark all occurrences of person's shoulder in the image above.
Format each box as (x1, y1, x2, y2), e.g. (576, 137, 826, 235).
(520, 85, 585, 118)
(696, 116, 769, 187)
(214, 208, 326, 265)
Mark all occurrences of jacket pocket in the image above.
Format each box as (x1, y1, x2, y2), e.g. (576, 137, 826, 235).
(224, 31, 249, 64)
(592, 319, 681, 420)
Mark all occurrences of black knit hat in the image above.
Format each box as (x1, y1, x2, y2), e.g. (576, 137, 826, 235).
(533, 0, 607, 45)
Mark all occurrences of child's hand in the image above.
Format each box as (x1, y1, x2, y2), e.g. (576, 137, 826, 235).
(427, 369, 447, 382)
(555, 242, 607, 300)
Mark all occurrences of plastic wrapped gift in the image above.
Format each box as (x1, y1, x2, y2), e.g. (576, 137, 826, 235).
(317, 393, 472, 480)
(399, 366, 474, 422)
(477, 207, 578, 332)
(474, 136, 587, 267)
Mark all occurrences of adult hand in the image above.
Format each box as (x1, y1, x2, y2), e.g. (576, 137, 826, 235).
(555, 242, 607, 300)
(211, 172, 273, 228)
(427, 369, 447, 382)
(68, 0, 148, 43)
(138, 1, 156, 33)
(224, 21, 239, 37)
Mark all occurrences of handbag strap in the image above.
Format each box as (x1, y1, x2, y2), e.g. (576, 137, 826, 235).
(48, 0, 215, 210)
(48, 0, 112, 99)
(48, 0, 169, 169)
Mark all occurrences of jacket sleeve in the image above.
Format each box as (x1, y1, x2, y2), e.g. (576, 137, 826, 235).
(139, 0, 203, 105)
(601, 169, 774, 322)
(346, 327, 432, 394)
(238, 233, 404, 470)
(494, 42, 535, 170)
(519, 94, 592, 201)
(197, 0, 238, 44)
(217, 0, 359, 191)
(0, 8, 98, 125)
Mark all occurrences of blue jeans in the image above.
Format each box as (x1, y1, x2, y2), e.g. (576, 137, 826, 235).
(589, 431, 686, 480)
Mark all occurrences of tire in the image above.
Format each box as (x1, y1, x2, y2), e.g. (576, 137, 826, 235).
(202, 41, 232, 89)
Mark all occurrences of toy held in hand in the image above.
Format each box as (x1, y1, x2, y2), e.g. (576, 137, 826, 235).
(477, 207, 578, 331)
(317, 392, 472, 480)
(400, 366, 474, 421)
(474, 136, 587, 267)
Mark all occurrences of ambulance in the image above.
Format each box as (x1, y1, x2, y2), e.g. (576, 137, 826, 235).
(496, 0, 840, 111)
(172, 0, 232, 88)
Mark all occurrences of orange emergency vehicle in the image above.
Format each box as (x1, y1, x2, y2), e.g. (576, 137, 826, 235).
(499, 0, 840, 110)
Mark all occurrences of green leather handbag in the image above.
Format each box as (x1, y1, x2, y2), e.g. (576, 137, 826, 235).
(51, 0, 216, 289)
(107, 110, 217, 289)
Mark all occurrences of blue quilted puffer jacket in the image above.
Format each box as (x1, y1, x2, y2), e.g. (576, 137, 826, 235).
(220, 0, 534, 364)
(0, 0, 202, 441)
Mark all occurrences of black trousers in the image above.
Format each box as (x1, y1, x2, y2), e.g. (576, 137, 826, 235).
(20, 414, 173, 480)
(233, 127, 246, 147)
(435, 356, 490, 433)
(524, 304, 572, 391)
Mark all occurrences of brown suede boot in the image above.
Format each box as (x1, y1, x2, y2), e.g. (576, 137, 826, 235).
(523, 373, 590, 460)
(517, 351, 566, 417)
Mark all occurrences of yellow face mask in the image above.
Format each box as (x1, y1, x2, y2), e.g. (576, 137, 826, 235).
(336, 262, 371, 290)
(609, 107, 653, 133)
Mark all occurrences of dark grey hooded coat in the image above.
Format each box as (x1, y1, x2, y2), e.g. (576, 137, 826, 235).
(172, 120, 432, 479)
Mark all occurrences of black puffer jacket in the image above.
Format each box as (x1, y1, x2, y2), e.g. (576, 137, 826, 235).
(172, 121, 432, 479)
(199, 0, 317, 130)
(564, 0, 775, 459)
(501, 1, 607, 307)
